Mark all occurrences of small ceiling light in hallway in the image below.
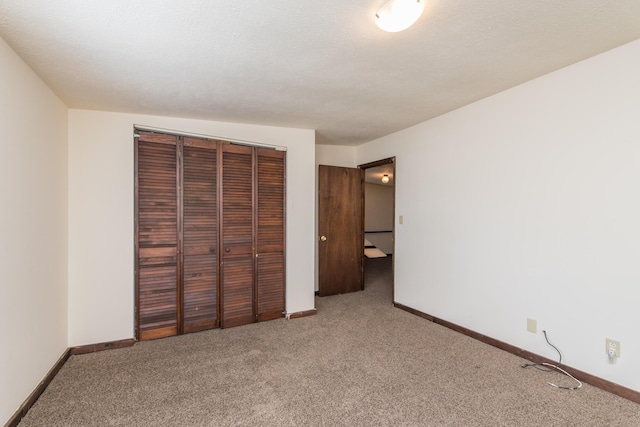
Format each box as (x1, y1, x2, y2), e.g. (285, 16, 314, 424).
(375, 0, 425, 32)
(381, 174, 390, 184)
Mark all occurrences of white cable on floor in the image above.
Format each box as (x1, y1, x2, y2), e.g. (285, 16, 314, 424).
(539, 362, 583, 390)
(521, 330, 582, 390)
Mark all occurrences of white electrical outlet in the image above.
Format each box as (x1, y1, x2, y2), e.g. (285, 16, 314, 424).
(606, 338, 621, 358)
(527, 318, 537, 334)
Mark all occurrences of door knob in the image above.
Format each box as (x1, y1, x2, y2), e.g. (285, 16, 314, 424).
(320, 235, 327, 242)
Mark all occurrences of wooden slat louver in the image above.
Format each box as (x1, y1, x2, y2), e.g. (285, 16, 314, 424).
(256, 148, 286, 320)
(136, 132, 179, 340)
(220, 144, 255, 328)
(136, 129, 287, 338)
(182, 138, 218, 333)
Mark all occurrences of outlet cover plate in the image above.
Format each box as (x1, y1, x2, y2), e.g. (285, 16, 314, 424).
(606, 338, 621, 358)
(527, 318, 537, 333)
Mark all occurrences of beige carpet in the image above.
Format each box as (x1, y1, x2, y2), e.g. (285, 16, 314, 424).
(19, 257, 640, 426)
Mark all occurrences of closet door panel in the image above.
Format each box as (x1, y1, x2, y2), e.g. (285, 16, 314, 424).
(136, 133, 179, 340)
(182, 138, 219, 333)
(221, 144, 255, 327)
(256, 252, 285, 321)
(220, 256, 254, 328)
(256, 148, 286, 320)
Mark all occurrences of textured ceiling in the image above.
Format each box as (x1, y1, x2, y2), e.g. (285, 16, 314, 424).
(1, 1, 640, 146)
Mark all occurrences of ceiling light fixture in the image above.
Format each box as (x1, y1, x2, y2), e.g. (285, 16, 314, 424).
(381, 174, 390, 184)
(375, 0, 425, 33)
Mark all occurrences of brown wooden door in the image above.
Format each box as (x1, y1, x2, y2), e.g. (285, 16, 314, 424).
(318, 165, 364, 296)
(220, 144, 255, 328)
(182, 137, 219, 333)
(256, 148, 286, 321)
(136, 132, 180, 340)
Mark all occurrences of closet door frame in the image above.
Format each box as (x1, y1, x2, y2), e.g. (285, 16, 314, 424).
(135, 129, 286, 339)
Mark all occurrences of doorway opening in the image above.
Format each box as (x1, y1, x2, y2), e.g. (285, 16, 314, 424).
(359, 158, 395, 302)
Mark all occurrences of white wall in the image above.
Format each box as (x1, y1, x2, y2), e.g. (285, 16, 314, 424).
(356, 39, 640, 392)
(365, 182, 394, 232)
(315, 144, 357, 168)
(0, 37, 68, 423)
(68, 110, 316, 346)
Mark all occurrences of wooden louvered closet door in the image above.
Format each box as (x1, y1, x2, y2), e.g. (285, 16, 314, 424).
(136, 132, 180, 341)
(256, 148, 286, 321)
(220, 144, 255, 328)
(136, 130, 286, 340)
(182, 137, 219, 333)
